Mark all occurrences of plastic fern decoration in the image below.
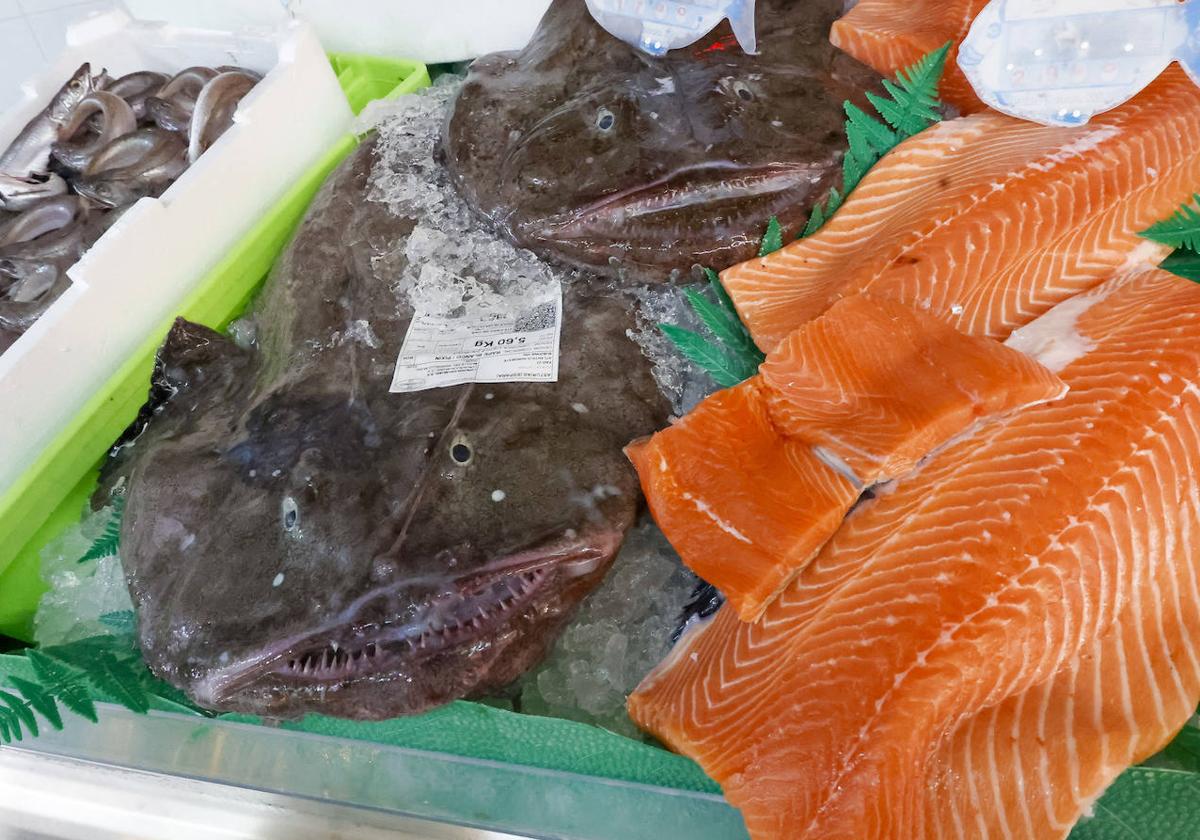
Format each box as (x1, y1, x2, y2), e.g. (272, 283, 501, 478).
(1159, 248, 1200, 284)
(803, 42, 951, 238)
(25, 650, 98, 723)
(759, 216, 784, 257)
(78, 495, 125, 564)
(1141, 194, 1200, 253)
(658, 254, 766, 388)
(0, 634, 211, 744)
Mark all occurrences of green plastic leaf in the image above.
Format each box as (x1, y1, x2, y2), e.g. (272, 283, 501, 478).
(98, 610, 137, 635)
(1161, 723, 1200, 771)
(823, 187, 845, 221)
(685, 273, 763, 362)
(0, 708, 13, 743)
(78, 496, 125, 564)
(1069, 766, 1200, 839)
(26, 650, 97, 723)
(703, 268, 736, 318)
(88, 652, 151, 714)
(9, 676, 63, 730)
(0, 689, 38, 737)
(844, 101, 896, 158)
(758, 217, 784, 257)
(1141, 195, 1200, 252)
(658, 324, 755, 388)
(803, 202, 827, 238)
(866, 41, 950, 136)
(1159, 248, 1200, 284)
(685, 290, 748, 354)
(841, 149, 876, 198)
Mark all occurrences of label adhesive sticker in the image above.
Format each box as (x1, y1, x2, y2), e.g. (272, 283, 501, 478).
(960, 0, 1200, 126)
(390, 284, 563, 393)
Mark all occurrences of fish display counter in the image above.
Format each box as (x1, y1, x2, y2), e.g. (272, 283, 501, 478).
(6, 1, 1200, 839)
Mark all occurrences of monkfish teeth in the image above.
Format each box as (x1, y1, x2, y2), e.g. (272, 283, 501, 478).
(274, 566, 557, 681)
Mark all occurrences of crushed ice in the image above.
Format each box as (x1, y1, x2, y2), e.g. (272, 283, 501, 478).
(512, 518, 700, 739)
(34, 502, 133, 647)
(361, 78, 565, 319)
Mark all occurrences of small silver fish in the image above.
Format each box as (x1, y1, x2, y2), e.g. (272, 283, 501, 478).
(75, 128, 187, 208)
(188, 72, 257, 163)
(145, 96, 193, 133)
(82, 127, 176, 176)
(0, 63, 107, 178)
(0, 206, 120, 312)
(50, 91, 137, 172)
(216, 66, 262, 81)
(148, 66, 226, 133)
(105, 70, 168, 98)
(102, 71, 167, 121)
(0, 172, 68, 212)
(0, 195, 84, 247)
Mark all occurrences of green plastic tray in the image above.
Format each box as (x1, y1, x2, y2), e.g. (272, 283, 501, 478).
(0, 53, 431, 641)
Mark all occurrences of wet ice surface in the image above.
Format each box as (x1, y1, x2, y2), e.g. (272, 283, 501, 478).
(510, 517, 700, 739)
(360, 77, 568, 318)
(34, 503, 132, 647)
(628, 284, 720, 417)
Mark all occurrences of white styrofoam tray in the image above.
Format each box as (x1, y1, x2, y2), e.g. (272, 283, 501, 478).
(122, 0, 553, 64)
(0, 9, 355, 491)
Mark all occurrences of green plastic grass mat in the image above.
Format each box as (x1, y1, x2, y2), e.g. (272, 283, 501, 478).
(224, 703, 720, 794)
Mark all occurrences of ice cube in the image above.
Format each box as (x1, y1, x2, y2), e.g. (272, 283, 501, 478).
(515, 518, 700, 739)
(34, 503, 134, 647)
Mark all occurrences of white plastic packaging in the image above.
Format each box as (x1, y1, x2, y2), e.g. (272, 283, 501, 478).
(122, 0, 556, 64)
(584, 0, 757, 57)
(0, 9, 354, 490)
(960, 0, 1200, 126)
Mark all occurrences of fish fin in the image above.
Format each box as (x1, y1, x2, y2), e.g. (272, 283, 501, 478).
(155, 317, 244, 394)
(727, 0, 758, 55)
(96, 318, 245, 511)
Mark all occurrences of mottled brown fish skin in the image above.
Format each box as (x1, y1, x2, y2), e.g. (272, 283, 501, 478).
(114, 137, 670, 720)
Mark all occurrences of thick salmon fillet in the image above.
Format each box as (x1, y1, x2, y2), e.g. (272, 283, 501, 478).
(627, 294, 1065, 621)
(721, 69, 1200, 353)
(628, 269, 1200, 839)
(831, 0, 989, 114)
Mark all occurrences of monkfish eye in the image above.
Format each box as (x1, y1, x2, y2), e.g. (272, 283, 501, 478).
(282, 496, 299, 531)
(595, 107, 616, 132)
(450, 439, 473, 465)
(732, 81, 755, 102)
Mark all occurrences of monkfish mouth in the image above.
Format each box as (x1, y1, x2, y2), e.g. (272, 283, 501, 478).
(190, 529, 617, 705)
(526, 163, 816, 242)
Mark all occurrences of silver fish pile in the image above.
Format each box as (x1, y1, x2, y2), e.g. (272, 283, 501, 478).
(0, 62, 261, 352)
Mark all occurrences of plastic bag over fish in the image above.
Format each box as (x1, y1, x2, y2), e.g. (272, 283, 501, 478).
(584, 0, 757, 56)
(959, 0, 1200, 126)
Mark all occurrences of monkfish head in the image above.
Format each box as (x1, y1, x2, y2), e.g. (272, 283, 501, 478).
(444, 0, 880, 283)
(118, 296, 664, 719)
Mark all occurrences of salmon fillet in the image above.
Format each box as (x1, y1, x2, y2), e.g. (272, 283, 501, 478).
(628, 268, 1200, 839)
(721, 69, 1200, 354)
(831, 0, 990, 114)
(627, 294, 1065, 622)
